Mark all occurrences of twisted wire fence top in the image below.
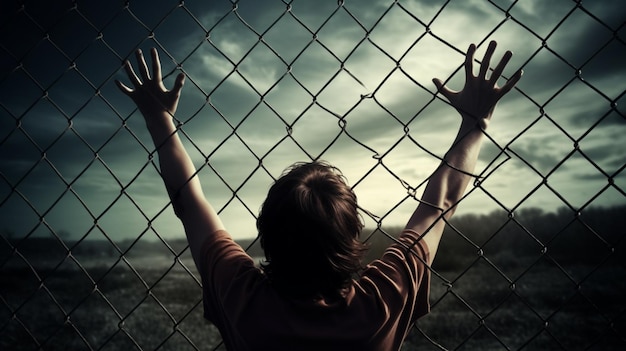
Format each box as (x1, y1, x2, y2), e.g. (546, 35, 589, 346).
(1, 0, 625, 350)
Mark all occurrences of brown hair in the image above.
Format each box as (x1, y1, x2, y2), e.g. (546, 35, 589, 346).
(257, 161, 366, 298)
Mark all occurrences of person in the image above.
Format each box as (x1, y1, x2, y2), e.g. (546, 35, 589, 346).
(116, 40, 522, 350)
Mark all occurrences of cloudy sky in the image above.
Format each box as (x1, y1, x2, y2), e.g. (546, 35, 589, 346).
(0, 0, 624, 244)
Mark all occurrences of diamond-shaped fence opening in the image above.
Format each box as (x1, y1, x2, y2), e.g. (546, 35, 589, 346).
(1, 0, 625, 350)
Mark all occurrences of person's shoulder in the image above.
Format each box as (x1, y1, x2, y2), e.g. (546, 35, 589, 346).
(356, 229, 430, 294)
(200, 228, 233, 255)
(378, 229, 430, 264)
(200, 229, 256, 275)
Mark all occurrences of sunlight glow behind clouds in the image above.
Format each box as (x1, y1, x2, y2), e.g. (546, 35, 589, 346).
(0, 0, 624, 242)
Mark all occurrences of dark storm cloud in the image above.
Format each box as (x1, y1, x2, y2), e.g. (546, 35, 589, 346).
(514, 1, 625, 97)
(580, 136, 626, 173)
(575, 172, 613, 183)
(568, 103, 625, 128)
(1, 0, 624, 240)
(479, 105, 623, 180)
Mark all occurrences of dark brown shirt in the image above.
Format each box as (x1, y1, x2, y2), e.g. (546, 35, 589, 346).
(201, 229, 430, 351)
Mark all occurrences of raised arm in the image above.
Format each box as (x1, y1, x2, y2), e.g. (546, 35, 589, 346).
(405, 41, 522, 263)
(116, 48, 224, 269)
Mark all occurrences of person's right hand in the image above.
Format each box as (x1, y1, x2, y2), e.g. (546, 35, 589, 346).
(116, 48, 185, 122)
(432, 40, 523, 130)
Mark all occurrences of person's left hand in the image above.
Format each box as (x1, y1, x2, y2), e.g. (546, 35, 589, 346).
(116, 48, 185, 121)
(432, 41, 522, 129)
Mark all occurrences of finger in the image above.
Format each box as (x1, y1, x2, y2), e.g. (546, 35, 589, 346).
(432, 78, 454, 101)
(479, 40, 497, 79)
(432, 78, 444, 92)
(498, 69, 523, 96)
(135, 49, 151, 81)
(172, 73, 185, 96)
(465, 43, 477, 78)
(123, 60, 142, 87)
(115, 79, 133, 95)
(151, 48, 162, 83)
(489, 50, 513, 87)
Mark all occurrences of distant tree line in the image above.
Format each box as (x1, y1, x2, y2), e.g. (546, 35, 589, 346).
(2, 205, 624, 272)
(362, 205, 626, 271)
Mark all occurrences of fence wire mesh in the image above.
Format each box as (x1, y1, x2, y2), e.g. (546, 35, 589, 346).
(1, 0, 625, 350)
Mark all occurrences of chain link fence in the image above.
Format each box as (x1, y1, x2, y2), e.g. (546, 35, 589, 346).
(1, 0, 625, 349)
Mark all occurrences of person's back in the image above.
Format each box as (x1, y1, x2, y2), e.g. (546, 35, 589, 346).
(116, 41, 522, 350)
(201, 210, 429, 350)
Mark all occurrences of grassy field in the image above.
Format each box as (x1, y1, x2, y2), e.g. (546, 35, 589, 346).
(406, 256, 626, 350)
(1, 207, 625, 350)
(1, 252, 624, 350)
(1, 251, 225, 350)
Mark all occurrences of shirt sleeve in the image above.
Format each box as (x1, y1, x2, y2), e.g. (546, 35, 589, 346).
(199, 230, 257, 323)
(358, 229, 431, 337)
